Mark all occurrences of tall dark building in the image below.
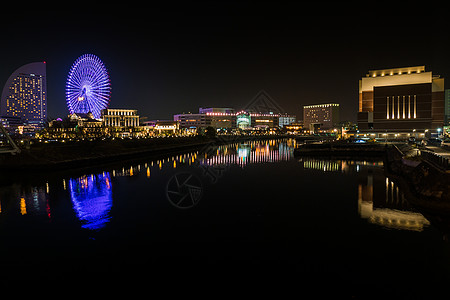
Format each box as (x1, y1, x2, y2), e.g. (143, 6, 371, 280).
(358, 66, 444, 136)
(1, 62, 47, 127)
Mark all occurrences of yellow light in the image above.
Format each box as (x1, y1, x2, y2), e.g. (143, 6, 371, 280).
(20, 197, 27, 215)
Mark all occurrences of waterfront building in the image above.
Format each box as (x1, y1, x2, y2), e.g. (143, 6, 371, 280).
(249, 112, 279, 129)
(68, 112, 100, 126)
(174, 107, 285, 130)
(101, 109, 139, 127)
(174, 107, 235, 129)
(278, 113, 296, 127)
(0, 62, 47, 127)
(357, 66, 445, 137)
(303, 103, 340, 133)
(284, 122, 303, 134)
(236, 111, 251, 129)
(445, 89, 450, 125)
(198, 107, 234, 114)
(0, 115, 26, 131)
(154, 120, 179, 134)
(174, 113, 208, 128)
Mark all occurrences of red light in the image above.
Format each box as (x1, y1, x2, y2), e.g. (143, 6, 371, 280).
(43, 61, 46, 64)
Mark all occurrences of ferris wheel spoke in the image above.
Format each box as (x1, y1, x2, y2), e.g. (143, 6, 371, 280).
(66, 54, 111, 118)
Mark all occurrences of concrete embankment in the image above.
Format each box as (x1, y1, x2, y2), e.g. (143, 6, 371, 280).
(384, 145, 450, 216)
(294, 142, 387, 159)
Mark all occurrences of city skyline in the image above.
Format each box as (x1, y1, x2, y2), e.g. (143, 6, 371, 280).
(2, 4, 450, 289)
(1, 5, 450, 122)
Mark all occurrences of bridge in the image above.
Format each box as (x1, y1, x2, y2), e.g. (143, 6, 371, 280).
(0, 123, 20, 155)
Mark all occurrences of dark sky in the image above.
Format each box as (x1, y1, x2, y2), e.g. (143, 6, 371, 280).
(1, 3, 449, 122)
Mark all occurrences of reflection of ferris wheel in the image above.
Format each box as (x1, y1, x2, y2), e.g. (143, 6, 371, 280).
(66, 54, 111, 119)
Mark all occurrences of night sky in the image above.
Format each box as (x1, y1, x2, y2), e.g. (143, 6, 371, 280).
(1, 3, 449, 122)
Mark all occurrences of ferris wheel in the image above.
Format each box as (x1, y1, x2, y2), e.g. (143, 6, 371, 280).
(66, 54, 111, 119)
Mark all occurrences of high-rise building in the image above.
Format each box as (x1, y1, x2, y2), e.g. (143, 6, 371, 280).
(357, 66, 444, 134)
(1, 62, 47, 127)
(303, 103, 340, 132)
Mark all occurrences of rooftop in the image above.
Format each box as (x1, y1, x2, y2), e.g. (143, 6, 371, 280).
(366, 66, 425, 77)
(303, 103, 339, 109)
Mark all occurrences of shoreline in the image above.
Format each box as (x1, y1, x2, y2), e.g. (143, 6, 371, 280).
(293, 142, 387, 159)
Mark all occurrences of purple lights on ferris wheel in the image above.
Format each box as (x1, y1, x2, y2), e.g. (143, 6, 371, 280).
(66, 54, 111, 119)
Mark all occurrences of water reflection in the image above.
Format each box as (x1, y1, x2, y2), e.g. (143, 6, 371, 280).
(300, 158, 383, 173)
(198, 139, 293, 168)
(0, 185, 50, 218)
(358, 174, 430, 231)
(69, 173, 113, 230)
(299, 157, 430, 231)
(0, 141, 431, 234)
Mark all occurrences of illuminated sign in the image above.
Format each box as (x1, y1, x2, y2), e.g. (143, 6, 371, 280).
(236, 112, 251, 129)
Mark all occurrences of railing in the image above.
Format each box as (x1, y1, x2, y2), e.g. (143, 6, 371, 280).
(0, 123, 20, 155)
(420, 150, 450, 170)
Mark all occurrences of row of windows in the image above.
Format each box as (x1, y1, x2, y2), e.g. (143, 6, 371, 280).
(103, 110, 137, 116)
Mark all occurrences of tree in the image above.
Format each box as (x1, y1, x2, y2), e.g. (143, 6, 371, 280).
(204, 126, 216, 138)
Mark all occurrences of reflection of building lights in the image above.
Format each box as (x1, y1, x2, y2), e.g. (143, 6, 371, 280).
(20, 197, 27, 215)
(69, 173, 113, 230)
(359, 176, 430, 231)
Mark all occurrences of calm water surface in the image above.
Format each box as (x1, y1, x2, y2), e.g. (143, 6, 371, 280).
(1, 139, 449, 295)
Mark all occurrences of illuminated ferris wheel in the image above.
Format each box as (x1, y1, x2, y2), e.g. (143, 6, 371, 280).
(66, 54, 111, 119)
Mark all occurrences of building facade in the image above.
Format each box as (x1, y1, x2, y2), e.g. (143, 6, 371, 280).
(1, 62, 47, 127)
(174, 107, 290, 130)
(445, 89, 450, 125)
(278, 113, 296, 127)
(174, 113, 209, 128)
(154, 121, 179, 134)
(101, 109, 139, 127)
(357, 66, 445, 134)
(303, 103, 340, 132)
(250, 112, 279, 129)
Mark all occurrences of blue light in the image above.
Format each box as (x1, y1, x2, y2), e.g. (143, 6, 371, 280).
(66, 54, 111, 119)
(69, 173, 113, 230)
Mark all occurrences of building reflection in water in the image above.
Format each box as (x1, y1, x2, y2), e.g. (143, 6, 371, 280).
(198, 139, 293, 168)
(106, 139, 294, 179)
(69, 172, 113, 230)
(0, 185, 50, 218)
(358, 174, 430, 231)
(300, 158, 384, 173)
(300, 157, 430, 232)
